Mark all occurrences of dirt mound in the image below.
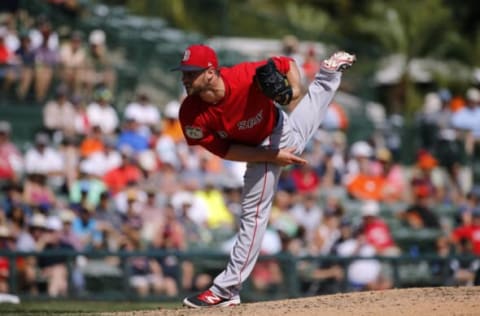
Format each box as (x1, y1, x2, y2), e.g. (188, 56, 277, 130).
(104, 286, 480, 316)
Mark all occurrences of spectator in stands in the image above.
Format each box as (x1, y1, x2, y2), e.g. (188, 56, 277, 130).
(59, 136, 80, 190)
(344, 140, 374, 183)
(162, 100, 184, 143)
(290, 154, 320, 195)
(301, 44, 320, 85)
(71, 206, 102, 250)
(448, 237, 480, 286)
(451, 88, 480, 159)
(59, 31, 87, 94)
(32, 21, 59, 102)
(153, 123, 179, 169)
(139, 190, 164, 243)
(116, 118, 149, 155)
(120, 235, 166, 297)
(310, 207, 341, 256)
(29, 16, 58, 52)
(103, 148, 142, 195)
(94, 191, 122, 250)
(195, 180, 234, 231)
(71, 95, 91, 136)
(79, 125, 104, 158)
(346, 149, 385, 202)
(83, 136, 121, 177)
(1, 182, 30, 218)
(22, 173, 56, 211)
(359, 200, 400, 256)
(315, 145, 343, 188)
(86, 87, 118, 135)
(120, 196, 144, 245)
(58, 209, 82, 251)
(410, 150, 443, 204)
(0, 225, 17, 294)
(451, 208, 480, 256)
(113, 181, 147, 215)
(42, 85, 76, 140)
(290, 193, 323, 242)
(398, 184, 440, 229)
(37, 216, 74, 297)
(82, 29, 116, 95)
(0, 121, 23, 182)
(124, 92, 161, 137)
(11, 33, 35, 100)
(69, 161, 107, 208)
(371, 147, 407, 203)
(0, 27, 15, 92)
(335, 228, 393, 291)
(24, 133, 64, 188)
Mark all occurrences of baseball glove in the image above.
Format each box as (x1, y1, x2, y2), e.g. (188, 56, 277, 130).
(255, 59, 293, 105)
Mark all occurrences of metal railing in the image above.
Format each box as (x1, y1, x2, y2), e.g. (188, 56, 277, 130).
(1, 249, 477, 301)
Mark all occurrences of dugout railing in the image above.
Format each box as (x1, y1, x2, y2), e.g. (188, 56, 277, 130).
(0, 250, 478, 302)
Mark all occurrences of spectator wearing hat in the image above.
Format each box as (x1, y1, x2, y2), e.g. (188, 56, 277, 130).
(161, 100, 184, 143)
(42, 85, 76, 140)
(410, 150, 443, 204)
(82, 29, 116, 95)
(94, 191, 122, 250)
(124, 92, 161, 138)
(37, 216, 75, 297)
(359, 200, 400, 256)
(0, 121, 23, 182)
(345, 145, 385, 202)
(371, 147, 407, 203)
(59, 31, 87, 94)
(86, 87, 118, 135)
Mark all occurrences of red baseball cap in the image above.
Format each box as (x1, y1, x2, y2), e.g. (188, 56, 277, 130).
(171, 44, 218, 71)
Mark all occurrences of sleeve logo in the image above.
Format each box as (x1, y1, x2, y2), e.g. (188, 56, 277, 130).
(185, 126, 203, 139)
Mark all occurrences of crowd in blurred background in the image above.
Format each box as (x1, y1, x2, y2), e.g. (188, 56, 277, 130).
(0, 7, 480, 299)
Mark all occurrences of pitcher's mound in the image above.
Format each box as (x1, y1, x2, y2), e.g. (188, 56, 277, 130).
(108, 286, 480, 316)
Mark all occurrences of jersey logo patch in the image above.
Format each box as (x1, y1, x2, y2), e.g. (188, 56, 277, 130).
(185, 126, 203, 139)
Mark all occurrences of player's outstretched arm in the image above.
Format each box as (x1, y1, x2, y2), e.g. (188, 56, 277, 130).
(223, 144, 307, 166)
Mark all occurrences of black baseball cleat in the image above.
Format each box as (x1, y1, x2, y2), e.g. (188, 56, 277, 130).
(322, 51, 356, 72)
(183, 289, 241, 308)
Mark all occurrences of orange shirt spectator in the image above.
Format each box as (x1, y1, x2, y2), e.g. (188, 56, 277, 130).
(346, 173, 385, 201)
(79, 126, 104, 157)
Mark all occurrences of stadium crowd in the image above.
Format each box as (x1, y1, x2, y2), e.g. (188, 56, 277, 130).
(0, 9, 480, 299)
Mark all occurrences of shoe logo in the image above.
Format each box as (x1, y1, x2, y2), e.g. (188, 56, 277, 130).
(202, 294, 221, 304)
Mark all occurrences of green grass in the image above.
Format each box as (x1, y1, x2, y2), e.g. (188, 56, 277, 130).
(0, 300, 181, 316)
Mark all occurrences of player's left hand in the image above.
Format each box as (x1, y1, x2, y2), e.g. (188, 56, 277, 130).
(273, 147, 307, 166)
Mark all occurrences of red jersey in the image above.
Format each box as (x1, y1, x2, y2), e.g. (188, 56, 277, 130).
(364, 219, 396, 251)
(452, 225, 480, 255)
(179, 56, 292, 157)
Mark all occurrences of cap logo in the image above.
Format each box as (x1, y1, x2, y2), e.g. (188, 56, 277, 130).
(185, 126, 204, 139)
(182, 49, 191, 62)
